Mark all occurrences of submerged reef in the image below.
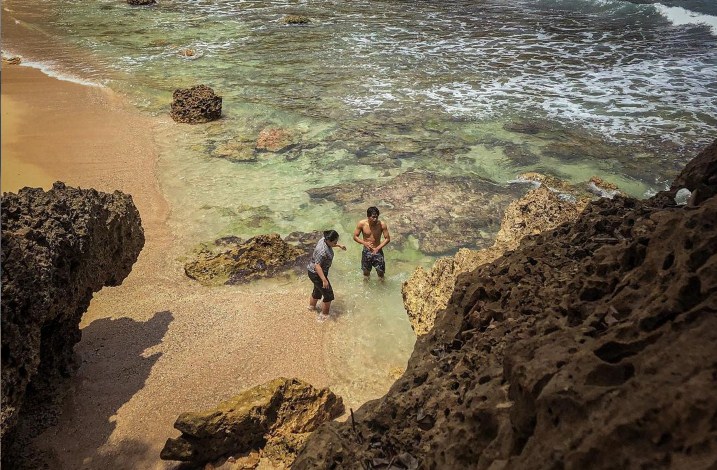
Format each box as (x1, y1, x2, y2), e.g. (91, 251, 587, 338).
(295, 140, 717, 468)
(1, 183, 144, 466)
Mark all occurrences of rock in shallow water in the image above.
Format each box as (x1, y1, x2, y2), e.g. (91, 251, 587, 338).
(170, 84, 222, 124)
(184, 232, 319, 285)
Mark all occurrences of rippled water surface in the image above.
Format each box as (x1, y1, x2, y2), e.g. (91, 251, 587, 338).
(4, 0, 716, 403)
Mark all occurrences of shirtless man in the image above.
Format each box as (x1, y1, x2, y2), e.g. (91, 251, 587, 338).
(353, 206, 391, 279)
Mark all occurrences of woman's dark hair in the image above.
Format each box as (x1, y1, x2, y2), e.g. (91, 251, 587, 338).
(323, 230, 340, 243)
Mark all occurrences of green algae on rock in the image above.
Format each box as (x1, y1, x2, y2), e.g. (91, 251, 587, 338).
(160, 377, 344, 467)
(184, 232, 318, 285)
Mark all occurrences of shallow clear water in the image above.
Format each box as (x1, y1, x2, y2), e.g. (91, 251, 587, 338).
(4, 0, 716, 402)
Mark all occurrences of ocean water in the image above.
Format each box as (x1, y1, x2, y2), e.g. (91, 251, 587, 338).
(3, 0, 716, 403)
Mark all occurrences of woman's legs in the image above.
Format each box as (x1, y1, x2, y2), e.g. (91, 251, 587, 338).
(321, 300, 331, 316)
(309, 295, 319, 309)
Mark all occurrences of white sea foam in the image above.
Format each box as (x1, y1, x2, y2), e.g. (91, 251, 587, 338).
(653, 3, 717, 36)
(2, 49, 104, 87)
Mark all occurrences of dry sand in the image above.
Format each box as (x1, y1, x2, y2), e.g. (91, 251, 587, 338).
(2, 62, 344, 469)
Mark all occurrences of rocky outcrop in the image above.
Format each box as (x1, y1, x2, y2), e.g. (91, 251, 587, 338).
(160, 378, 344, 467)
(295, 141, 717, 469)
(1, 183, 144, 463)
(170, 84, 222, 124)
(184, 232, 319, 286)
(1, 54, 21, 66)
(281, 15, 311, 25)
(308, 170, 525, 254)
(403, 184, 588, 336)
(668, 139, 717, 205)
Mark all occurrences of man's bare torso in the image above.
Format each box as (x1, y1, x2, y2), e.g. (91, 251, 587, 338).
(358, 219, 385, 249)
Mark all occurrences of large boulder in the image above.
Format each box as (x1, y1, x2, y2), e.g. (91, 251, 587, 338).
(307, 170, 525, 255)
(184, 232, 319, 286)
(294, 141, 717, 469)
(160, 378, 344, 467)
(1, 183, 144, 464)
(170, 84, 222, 124)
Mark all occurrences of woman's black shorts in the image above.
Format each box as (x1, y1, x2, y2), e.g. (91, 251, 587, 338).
(308, 270, 334, 302)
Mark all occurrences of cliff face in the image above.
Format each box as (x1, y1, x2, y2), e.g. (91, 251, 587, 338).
(402, 185, 588, 336)
(295, 141, 717, 469)
(1, 183, 144, 462)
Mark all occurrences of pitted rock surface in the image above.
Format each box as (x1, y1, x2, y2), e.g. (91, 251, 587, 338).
(295, 141, 717, 469)
(307, 170, 525, 255)
(160, 377, 344, 467)
(1, 183, 144, 464)
(403, 184, 589, 336)
(184, 232, 319, 285)
(170, 84, 222, 124)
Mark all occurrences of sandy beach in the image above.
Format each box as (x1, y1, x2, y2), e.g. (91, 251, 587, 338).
(1, 56, 344, 470)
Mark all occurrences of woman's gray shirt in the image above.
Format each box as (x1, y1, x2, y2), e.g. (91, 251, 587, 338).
(307, 238, 334, 274)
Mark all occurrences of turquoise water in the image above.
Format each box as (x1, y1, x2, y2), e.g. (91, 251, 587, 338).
(3, 0, 716, 402)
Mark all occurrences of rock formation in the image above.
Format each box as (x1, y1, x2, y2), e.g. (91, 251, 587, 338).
(1, 55, 21, 66)
(127, 0, 156, 5)
(170, 84, 222, 124)
(282, 15, 311, 25)
(403, 184, 589, 336)
(307, 170, 525, 254)
(160, 378, 344, 467)
(294, 141, 717, 469)
(1, 183, 144, 464)
(184, 232, 319, 286)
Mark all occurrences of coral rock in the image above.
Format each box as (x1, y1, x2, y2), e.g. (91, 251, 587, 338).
(1, 183, 144, 463)
(184, 232, 318, 285)
(170, 84, 222, 124)
(295, 140, 717, 469)
(403, 184, 587, 335)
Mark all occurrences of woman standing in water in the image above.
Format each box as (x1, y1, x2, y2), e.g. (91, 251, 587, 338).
(308, 230, 346, 316)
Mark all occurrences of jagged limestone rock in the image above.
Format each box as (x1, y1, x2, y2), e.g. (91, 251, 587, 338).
(296, 141, 717, 469)
(170, 84, 222, 124)
(1, 182, 144, 464)
(403, 184, 588, 335)
(160, 378, 344, 466)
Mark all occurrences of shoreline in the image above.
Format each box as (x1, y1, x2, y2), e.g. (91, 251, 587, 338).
(1, 51, 346, 470)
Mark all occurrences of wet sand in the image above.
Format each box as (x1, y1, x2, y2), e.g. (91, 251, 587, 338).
(2, 62, 338, 469)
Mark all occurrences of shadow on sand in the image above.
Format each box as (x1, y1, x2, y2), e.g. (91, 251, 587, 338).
(26, 310, 173, 469)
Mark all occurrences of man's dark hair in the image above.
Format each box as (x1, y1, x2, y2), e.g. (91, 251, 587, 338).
(323, 230, 340, 242)
(367, 206, 380, 217)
